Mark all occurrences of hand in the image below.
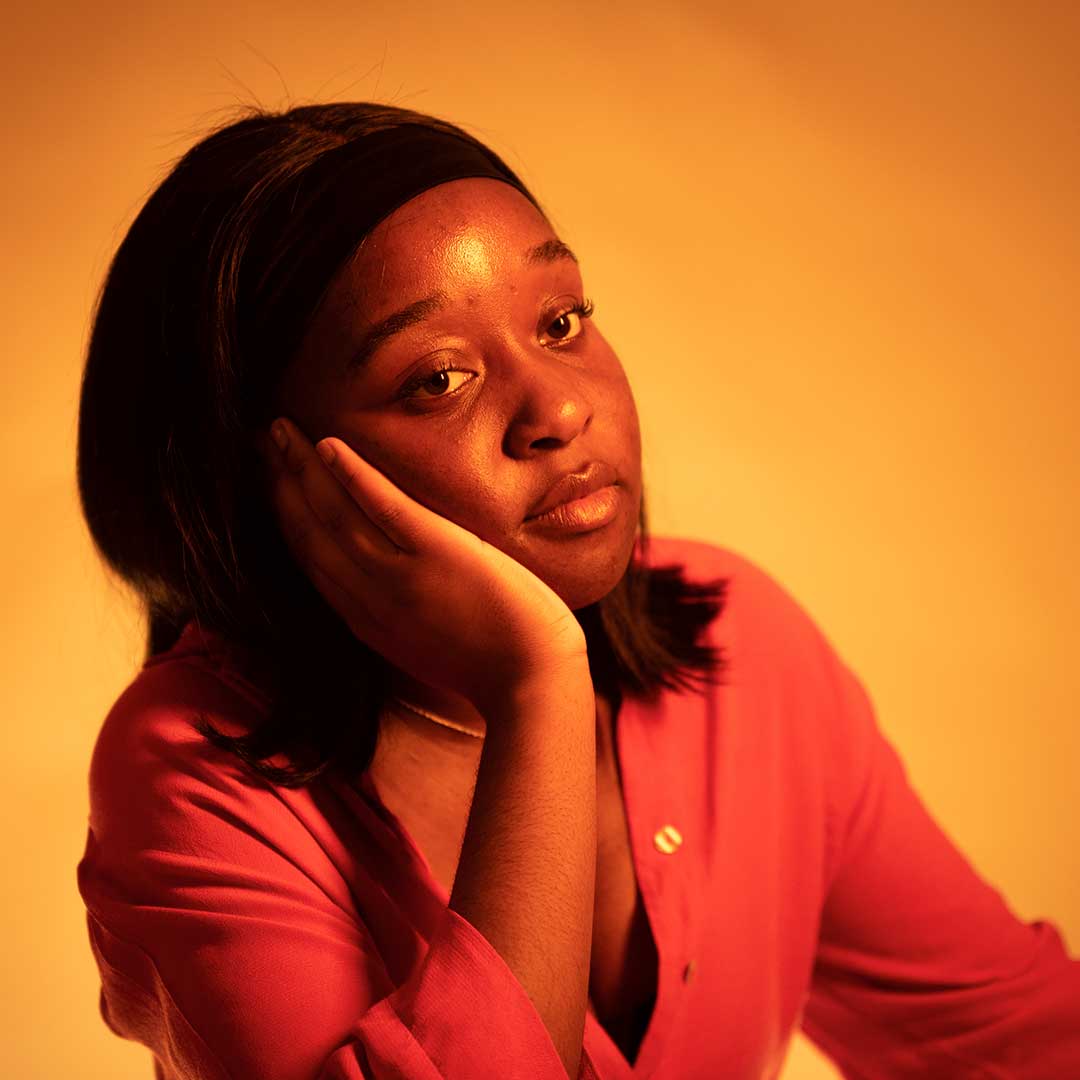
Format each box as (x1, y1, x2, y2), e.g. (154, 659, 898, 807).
(258, 417, 588, 713)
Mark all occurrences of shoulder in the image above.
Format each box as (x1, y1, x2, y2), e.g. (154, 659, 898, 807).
(639, 533, 798, 605)
(85, 639, 289, 860)
(644, 538, 877, 842)
(642, 534, 835, 667)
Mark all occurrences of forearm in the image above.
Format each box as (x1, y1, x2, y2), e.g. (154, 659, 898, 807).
(449, 660, 597, 1080)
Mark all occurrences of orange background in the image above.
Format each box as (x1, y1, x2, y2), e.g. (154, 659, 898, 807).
(2, 3, 1077, 1077)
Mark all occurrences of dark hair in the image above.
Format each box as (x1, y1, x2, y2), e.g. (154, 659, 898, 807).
(76, 101, 730, 788)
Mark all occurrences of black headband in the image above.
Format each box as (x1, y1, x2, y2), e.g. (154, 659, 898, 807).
(248, 125, 541, 363)
(304, 123, 541, 231)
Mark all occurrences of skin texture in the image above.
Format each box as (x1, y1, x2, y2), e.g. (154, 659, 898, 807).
(272, 177, 644, 743)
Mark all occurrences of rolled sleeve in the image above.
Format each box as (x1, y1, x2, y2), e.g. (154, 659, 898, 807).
(77, 673, 590, 1080)
(800, 652, 1080, 1078)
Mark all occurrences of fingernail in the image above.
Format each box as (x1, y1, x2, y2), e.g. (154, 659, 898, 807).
(271, 421, 288, 450)
(316, 440, 335, 465)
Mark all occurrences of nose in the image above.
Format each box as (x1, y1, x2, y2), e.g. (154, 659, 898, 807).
(503, 354, 594, 457)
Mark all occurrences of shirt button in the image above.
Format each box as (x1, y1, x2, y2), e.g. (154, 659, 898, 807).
(683, 960, 696, 983)
(653, 824, 683, 854)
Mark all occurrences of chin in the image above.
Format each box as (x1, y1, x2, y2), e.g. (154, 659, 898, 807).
(549, 524, 639, 611)
(497, 484, 641, 608)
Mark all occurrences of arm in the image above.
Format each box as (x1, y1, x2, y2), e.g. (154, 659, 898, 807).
(451, 663, 597, 1080)
(800, 651, 1080, 1078)
(77, 666, 599, 1080)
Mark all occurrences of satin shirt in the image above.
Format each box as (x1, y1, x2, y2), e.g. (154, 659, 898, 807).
(76, 536, 1080, 1078)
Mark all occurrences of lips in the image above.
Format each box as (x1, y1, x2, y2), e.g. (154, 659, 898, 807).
(525, 461, 619, 520)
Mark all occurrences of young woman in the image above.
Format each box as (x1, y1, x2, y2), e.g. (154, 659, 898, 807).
(75, 103, 1080, 1080)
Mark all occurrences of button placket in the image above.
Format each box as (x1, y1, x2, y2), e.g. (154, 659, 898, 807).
(652, 826, 695, 991)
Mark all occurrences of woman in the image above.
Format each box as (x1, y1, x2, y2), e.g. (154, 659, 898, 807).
(75, 103, 1080, 1080)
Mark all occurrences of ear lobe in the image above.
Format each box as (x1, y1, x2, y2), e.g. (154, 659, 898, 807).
(252, 430, 278, 465)
(249, 431, 280, 500)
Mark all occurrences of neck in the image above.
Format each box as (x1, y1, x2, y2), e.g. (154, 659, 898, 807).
(385, 668, 487, 740)
(383, 665, 619, 754)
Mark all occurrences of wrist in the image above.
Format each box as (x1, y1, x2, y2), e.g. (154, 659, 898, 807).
(471, 652, 594, 725)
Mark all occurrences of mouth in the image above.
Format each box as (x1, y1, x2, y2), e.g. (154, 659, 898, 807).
(524, 483, 621, 533)
(525, 461, 619, 521)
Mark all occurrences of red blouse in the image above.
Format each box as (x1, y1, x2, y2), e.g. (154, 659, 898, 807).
(76, 536, 1080, 1079)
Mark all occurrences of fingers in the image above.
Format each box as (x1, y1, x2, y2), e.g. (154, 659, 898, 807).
(269, 417, 402, 561)
(271, 482, 375, 638)
(315, 435, 420, 555)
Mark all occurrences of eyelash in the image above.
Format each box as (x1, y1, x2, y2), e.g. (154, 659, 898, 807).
(398, 298, 596, 402)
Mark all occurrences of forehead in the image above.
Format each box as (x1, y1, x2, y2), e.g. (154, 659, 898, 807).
(331, 178, 557, 310)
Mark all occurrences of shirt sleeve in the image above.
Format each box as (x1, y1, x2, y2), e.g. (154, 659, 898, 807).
(798, 646, 1080, 1078)
(77, 671, 598, 1080)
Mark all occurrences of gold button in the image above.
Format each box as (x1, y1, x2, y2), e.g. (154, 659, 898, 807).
(683, 960, 696, 983)
(653, 824, 683, 854)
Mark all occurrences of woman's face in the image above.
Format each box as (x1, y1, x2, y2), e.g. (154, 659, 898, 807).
(274, 177, 643, 612)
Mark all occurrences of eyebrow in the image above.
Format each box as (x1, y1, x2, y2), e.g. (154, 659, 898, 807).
(524, 238, 579, 267)
(343, 238, 580, 373)
(344, 293, 446, 373)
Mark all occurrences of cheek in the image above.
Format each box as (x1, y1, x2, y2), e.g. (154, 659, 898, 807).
(620, 378, 641, 433)
(347, 427, 500, 526)
(608, 364, 642, 453)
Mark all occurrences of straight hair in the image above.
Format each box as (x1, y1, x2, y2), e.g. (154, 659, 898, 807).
(76, 101, 730, 788)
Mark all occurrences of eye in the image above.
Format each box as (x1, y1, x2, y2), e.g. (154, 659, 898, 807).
(543, 298, 595, 344)
(400, 363, 475, 401)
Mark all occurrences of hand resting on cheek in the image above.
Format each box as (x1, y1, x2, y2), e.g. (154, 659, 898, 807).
(258, 415, 589, 718)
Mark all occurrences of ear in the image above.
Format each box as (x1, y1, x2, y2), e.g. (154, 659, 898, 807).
(250, 429, 279, 500)
(252, 427, 276, 460)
